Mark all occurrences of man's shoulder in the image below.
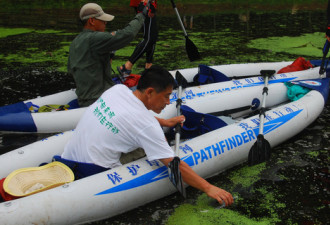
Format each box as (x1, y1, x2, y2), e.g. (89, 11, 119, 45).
(110, 84, 129, 92)
(78, 29, 113, 43)
(103, 84, 132, 99)
(92, 30, 113, 39)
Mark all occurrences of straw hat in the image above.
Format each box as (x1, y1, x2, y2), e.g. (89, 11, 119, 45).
(3, 162, 74, 197)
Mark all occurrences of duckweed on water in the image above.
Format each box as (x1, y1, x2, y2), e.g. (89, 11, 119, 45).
(248, 32, 325, 57)
(166, 163, 286, 224)
(0, 27, 34, 38)
(166, 194, 275, 225)
(1, 27, 324, 74)
(228, 163, 266, 188)
(0, 40, 71, 72)
(0, 27, 66, 38)
(307, 150, 320, 157)
(0, 27, 76, 72)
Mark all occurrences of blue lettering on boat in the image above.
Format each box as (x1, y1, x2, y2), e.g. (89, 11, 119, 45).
(95, 109, 303, 196)
(235, 134, 243, 146)
(192, 130, 256, 165)
(146, 160, 160, 167)
(170, 76, 297, 103)
(180, 144, 193, 154)
(96, 155, 194, 195)
(127, 164, 140, 176)
(107, 172, 123, 185)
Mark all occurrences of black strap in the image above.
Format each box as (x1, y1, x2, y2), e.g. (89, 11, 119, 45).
(259, 107, 266, 117)
(208, 105, 252, 117)
(176, 98, 183, 108)
(262, 87, 269, 95)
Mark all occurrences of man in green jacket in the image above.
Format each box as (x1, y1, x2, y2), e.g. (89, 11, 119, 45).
(68, 3, 149, 107)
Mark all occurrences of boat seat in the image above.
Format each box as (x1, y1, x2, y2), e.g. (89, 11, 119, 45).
(179, 105, 228, 139)
(193, 64, 230, 85)
(67, 99, 80, 109)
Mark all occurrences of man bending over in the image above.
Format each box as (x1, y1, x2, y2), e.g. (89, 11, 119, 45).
(61, 65, 233, 207)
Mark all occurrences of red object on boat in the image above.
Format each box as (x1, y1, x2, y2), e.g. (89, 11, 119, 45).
(277, 57, 314, 74)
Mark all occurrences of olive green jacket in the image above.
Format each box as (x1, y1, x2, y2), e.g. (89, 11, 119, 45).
(68, 13, 145, 107)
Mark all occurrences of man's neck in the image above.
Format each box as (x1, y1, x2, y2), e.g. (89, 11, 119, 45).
(133, 90, 143, 101)
(133, 90, 148, 108)
(84, 24, 97, 31)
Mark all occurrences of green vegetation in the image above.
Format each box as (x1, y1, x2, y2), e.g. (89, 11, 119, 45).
(0, 26, 325, 73)
(166, 195, 275, 225)
(166, 163, 283, 225)
(248, 32, 325, 57)
(0, 28, 72, 72)
(0, 28, 34, 39)
(0, 0, 327, 10)
(227, 163, 266, 188)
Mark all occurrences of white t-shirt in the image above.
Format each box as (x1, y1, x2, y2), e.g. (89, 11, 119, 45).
(62, 84, 174, 168)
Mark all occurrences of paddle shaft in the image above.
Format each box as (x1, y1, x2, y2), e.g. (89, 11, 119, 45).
(167, 71, 186, 198)
(320, 40, 330, 74)
(174, 84, 183, 155)
(170, 0, 188, 37)
(169, 0, 200, 61)
(247, 70, 274, 166)
(258, 75, 269, 135)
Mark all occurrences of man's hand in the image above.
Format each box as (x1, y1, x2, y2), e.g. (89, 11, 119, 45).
(159, 158, 234, 207)
(204, 185, 234, 207)
(148, 3, 156, 18)
(156, 115, 185, 127)
(138, 1, 150, 17)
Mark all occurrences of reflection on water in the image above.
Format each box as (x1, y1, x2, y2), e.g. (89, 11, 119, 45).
(0, 4, 329, 225)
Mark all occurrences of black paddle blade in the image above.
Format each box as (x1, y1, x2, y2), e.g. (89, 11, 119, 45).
(185, 36, 201, 62)
(175, 71, 188, 89)
(260, 70, 276, 77)
(168, 156, 186, 198)
(319, 40, 330, 74)
(248, 134, 271, 166)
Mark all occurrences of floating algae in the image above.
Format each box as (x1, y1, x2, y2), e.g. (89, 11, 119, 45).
(0, 27, 75, 72)
(247, 32, 324, 57)
(227, 163, 266, 188)
(166, 194, 275, 225)
(166, 163, 287, 224)
(0, 27, 34, 38)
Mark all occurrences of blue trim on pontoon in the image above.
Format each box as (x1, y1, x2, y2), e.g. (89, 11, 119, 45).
(0, 102, 37, 132)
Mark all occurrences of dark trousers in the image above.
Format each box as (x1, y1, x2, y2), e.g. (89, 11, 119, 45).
(53, 155, 109, 180)
(129, 16, 158, 65)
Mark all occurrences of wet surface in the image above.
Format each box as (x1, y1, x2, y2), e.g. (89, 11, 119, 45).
(0, 3, 329, 224)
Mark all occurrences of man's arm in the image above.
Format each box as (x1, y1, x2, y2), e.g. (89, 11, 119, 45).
(155, 115, 185, 127)
(94, 13, 146, 54)
(159, 158, 234, 206)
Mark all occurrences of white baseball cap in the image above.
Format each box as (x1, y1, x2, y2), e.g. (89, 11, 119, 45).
(79, 3, 115, 22)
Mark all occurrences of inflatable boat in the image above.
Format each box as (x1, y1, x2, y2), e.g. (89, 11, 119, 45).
(0, 60, 326, 133)
(0, 77, 328, 225)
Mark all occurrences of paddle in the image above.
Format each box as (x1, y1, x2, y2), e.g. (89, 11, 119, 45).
(170, 0, 201, 62)
(319, 40, 330, 75)
(168, 71, 187, 198)
(248, 70, 275, 166)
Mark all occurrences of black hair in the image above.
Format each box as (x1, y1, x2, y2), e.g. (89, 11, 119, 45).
(80, 18, 88, 26)
(137, 65, 176, 93)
